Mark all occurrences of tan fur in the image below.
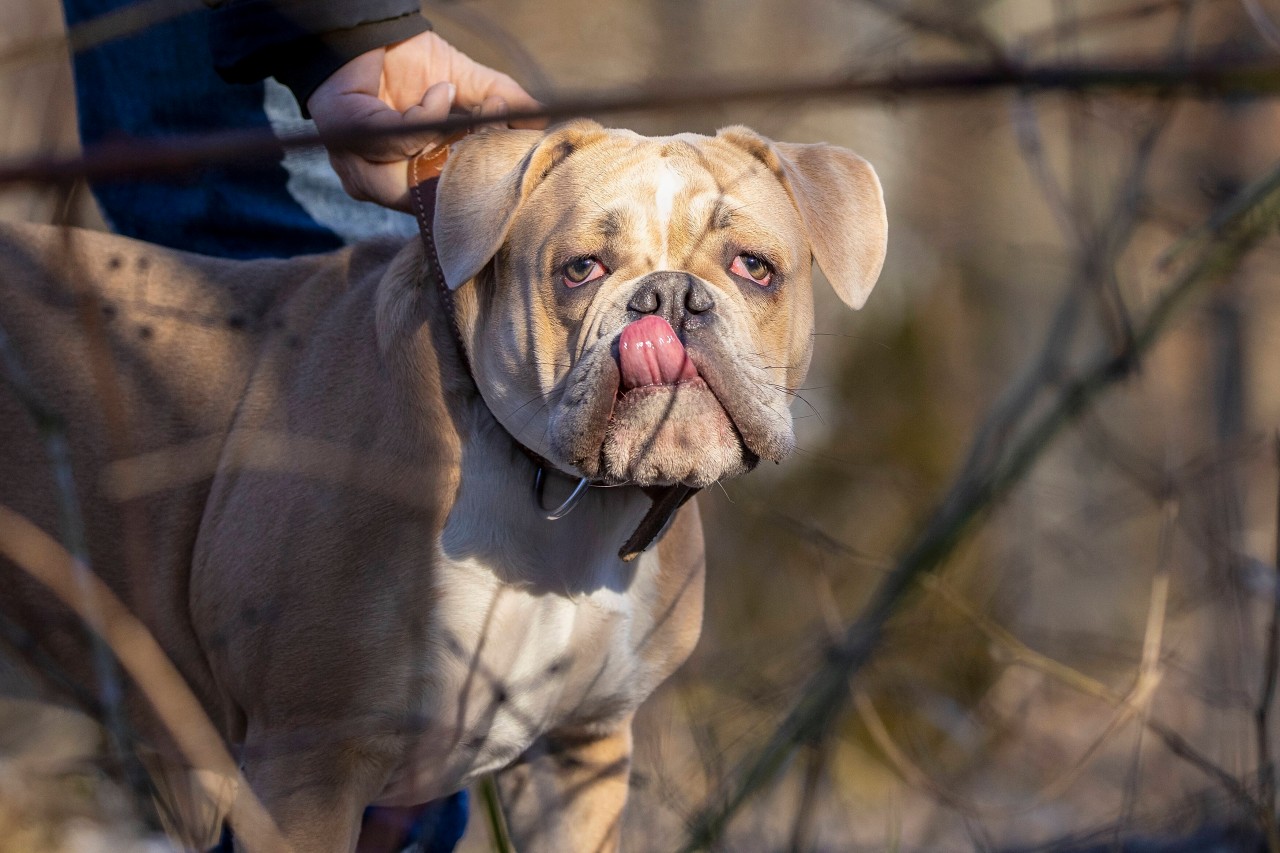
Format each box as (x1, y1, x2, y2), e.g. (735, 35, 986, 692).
(0, 123, 885, 852)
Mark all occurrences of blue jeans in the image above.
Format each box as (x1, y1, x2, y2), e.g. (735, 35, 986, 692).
(61, 2, 462, 850)
(63, 0, 415, 259)
(210, 795, 471, 853)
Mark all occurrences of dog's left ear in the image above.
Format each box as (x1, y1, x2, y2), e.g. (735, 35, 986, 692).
(434, 120, 609, 289)
(717, 126, 888, 310)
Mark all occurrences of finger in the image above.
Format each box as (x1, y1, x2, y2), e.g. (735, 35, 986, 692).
(321, 83, 457, 208)
(400, 80, 457, 153)
(329, 102, 433, 163)
(476, 95, 508, 125)
(467, 87, 543, 131)
(345, 81, 457, 208)
(417, 80, 458, 116)
(311, 84, 453, 163)
(451, 61, 547, 129)
(483, 77, 547, 129)
(329, 151, 415, 212)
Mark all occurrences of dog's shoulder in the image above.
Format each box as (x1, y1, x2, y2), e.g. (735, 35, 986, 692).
(0, 221, 410, 333)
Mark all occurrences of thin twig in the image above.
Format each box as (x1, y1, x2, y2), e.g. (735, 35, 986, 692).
(1242, 0, 1280, 53)
(845, 570, 1170, 820)
(1088, 2, 1192, 357)
(855, 0, 1008, 62)
(1258, 431, 1280, 851)
(815, 513, 1268, 829)
(0, 504, 285, 850)
(1018, 0, 1219, 52)
(1121, 501, 1177, 831)
(0, 315, 141, 799)
(1011, 95, 1083, 243)
(480, 775, 515, 853)
(785, 744, 829, 853)
(1145, 717, 1264, 811)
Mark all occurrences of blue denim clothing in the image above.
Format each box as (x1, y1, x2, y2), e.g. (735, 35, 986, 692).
(63, 0, 416, 259)
(210, 795, 471, 853)
(60, 1, 463, 849)
(365, 793, 472, 853)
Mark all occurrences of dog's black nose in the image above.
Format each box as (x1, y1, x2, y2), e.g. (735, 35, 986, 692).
(627, 271, 715, 325)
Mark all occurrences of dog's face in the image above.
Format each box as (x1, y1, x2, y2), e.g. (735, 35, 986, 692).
(434, 121, 886, 488)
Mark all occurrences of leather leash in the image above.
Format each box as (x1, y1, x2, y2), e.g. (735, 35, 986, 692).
(407, 139, 696, 562)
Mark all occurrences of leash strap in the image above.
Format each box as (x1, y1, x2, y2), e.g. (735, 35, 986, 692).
(407, 142, 698, 562)
(408, 133, 469, 372)
(625, 484, 698, 561)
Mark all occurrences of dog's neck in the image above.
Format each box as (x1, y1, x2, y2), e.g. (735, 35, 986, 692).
(408, 158, 698, 562)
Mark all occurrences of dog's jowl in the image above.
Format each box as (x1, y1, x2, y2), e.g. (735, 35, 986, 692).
(0, 121, 886, 852)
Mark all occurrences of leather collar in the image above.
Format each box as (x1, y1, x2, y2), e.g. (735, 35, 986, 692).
(407, 142, 697, 562)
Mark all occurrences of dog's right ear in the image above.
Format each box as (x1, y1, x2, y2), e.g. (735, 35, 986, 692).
(434, 120, 607, 290)
(716, 126, 887, 310)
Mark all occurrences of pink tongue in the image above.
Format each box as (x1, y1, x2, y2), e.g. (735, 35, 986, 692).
(619, 316, 699, 390)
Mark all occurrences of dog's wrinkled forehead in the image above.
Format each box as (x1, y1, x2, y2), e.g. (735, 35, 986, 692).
(434, 120, 888, 309)
(517, 135, 805, 273)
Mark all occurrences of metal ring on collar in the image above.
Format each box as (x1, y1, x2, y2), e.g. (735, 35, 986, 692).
(533, 467, 591, 520)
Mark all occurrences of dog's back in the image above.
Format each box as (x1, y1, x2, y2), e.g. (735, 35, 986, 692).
(0, 222, 381, 733)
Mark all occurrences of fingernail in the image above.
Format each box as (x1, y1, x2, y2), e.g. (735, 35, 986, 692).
(446, 83, 457, 105)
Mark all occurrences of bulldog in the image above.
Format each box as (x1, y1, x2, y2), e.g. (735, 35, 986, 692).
(0, 120, 886, 852)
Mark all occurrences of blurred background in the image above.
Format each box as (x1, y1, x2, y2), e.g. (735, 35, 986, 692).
(5, 0, 1280, 850)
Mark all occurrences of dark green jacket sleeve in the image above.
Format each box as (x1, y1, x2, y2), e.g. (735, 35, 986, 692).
(208, 0, 431, 111)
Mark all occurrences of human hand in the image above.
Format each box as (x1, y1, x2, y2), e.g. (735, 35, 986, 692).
(307, 30, 545, 211)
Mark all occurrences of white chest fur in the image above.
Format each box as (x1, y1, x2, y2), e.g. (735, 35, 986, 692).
(376, 421, 663, 805)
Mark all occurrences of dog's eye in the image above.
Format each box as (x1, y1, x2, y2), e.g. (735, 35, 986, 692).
(562, 257, 607, 287)
(730, 253, 772, 286)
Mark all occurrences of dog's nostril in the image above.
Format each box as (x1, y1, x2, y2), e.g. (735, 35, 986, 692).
(686, 281, 714, 314)
(628, 286, 660, 315)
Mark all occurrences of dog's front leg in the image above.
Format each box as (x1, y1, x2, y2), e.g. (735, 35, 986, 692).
(496, 718, 633, 852)
(237, 730, 399, 853)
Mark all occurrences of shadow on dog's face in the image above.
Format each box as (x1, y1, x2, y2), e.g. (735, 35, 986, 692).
(435, 121, 887, 488)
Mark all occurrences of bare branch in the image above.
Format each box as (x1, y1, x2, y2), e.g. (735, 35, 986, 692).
(2, 57, 1280, 190)
(854, 0, 1008, 62)
(1242, 0, 1280, 53)
(1019, 0, 1215, 52)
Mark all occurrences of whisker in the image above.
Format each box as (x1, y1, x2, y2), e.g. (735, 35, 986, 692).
(514, 401, 550, 442)
(504, 392, 551, 420)
(790, 394, 824, 422)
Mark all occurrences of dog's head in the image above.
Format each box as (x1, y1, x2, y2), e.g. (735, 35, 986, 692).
(434, 120, 887, 488)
